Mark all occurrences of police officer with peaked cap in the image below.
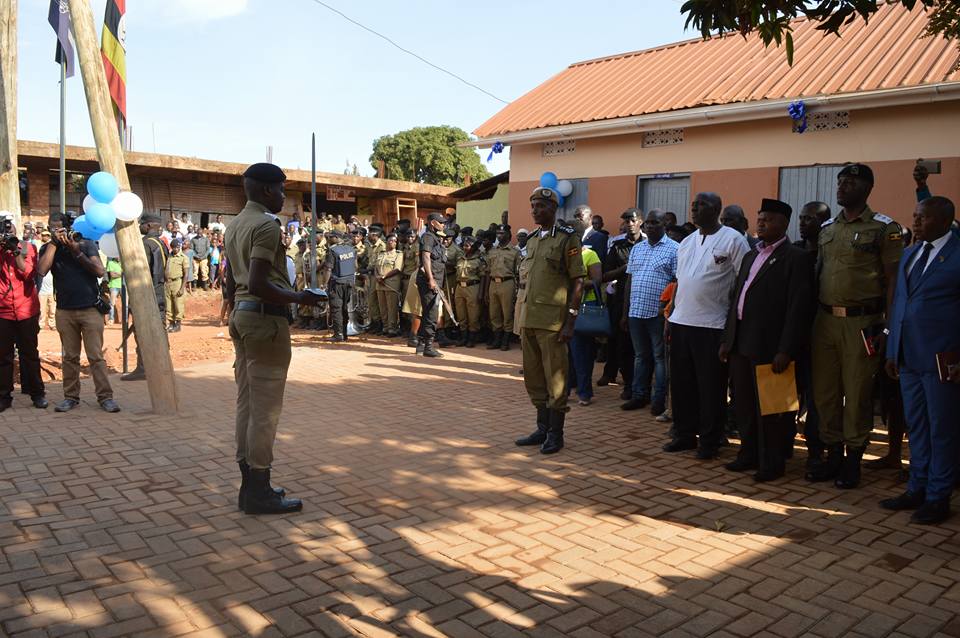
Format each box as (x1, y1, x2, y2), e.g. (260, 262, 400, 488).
(224, 162, 324, 515)
(513, 186, 586, 454)
(324, 229, 357, 342)
(809, 163, 904, 489)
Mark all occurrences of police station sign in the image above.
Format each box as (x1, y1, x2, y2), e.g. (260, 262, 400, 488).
(326, 186, 356, 202)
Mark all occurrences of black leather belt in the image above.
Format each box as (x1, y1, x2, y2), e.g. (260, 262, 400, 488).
(458, 279, 480, 287)
(235, 301, 287, 317)
(819, 300, 883, 317)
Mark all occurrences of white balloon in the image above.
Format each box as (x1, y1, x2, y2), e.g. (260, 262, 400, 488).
(82, 194, 96, 213)
(99, 232, 120, 259)
(557, 180, 574, 197)
(112, 191, 144, 222)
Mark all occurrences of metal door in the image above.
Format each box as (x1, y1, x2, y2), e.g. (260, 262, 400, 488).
(558, 178, 589, 221)
(637, 176, 690, 224)
(778, 165, 843, 240)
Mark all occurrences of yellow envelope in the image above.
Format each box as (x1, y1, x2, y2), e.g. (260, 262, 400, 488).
(755, 362, 800, 416)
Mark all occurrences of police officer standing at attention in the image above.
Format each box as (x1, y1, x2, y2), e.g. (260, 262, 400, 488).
(514, 187, 586, 454)
(486, 224, 520, 351)
(417, 212, 448, 358)
(809, 163, 903, 489)
(224, 162, 323, 515)
(121, 213, 169, 381)
(325, 230, 357, 342)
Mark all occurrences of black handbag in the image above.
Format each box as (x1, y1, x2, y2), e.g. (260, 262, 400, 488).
(573, 283, 611, 337)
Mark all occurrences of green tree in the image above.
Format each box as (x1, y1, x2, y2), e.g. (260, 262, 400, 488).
(370, 126, 492, 187)
(680, 0, 960, 65)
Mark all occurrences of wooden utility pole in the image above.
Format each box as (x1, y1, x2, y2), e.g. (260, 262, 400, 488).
(0, 0, 20, 228)
(68, 0, 178, 414)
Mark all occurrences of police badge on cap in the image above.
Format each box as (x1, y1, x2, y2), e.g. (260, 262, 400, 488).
(530, 186, 559, 205)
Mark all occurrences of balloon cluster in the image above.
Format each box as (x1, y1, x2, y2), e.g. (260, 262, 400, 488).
(788, 100, 807, 134)
(75, 171, 144, 258)
(539, 172, 574, 207)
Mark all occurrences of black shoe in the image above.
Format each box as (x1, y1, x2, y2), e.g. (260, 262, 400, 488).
(457, 333, 468, 347)
(327, 334, 346, 343)
(174, 322, 182, 333)
(663, 438, 697, 453)
(243, 468, 303, 515)
(31, 396, 48, 409)
(437, 332, 455, 348)
(725, 458, 757, 472)
(407, 336, 419, 348)
(100, 399, 121, 413)
(487, 331, 503, 350)
(596, 376, 613, 387)
(879, 491, 926, 511)
(807, 443, 843, 482)
(620, 397, 649, 411)
(422, 341, 443, 358)
(500, 335, 511, 351)
(835, 445, 866, 489)
(465, 332, 477, 348)
(166, 323, 176, 333)
(540, 410, 565, 454)
(695, 447, 719, 460)
(754, 469, 784, 483)
(54, 399, 79, 412)
(910, 500, 951, 525)
(415, 339, 425, 355)
(121, 368, 146, 381)
(650, 401, 666, 417)
(620, 388, 631, 401)
(0, 397, 11, 413)
(237, 461, 285, 510)
(516, 408, 550, 446)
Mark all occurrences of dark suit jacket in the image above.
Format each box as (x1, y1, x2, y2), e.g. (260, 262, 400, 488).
(723, 240, 815, 363)
(583, 230, 609, 263)
(887, 234, 960, 373)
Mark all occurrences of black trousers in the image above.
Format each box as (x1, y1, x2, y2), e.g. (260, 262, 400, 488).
(416, 279, 441, 343)
(729, 351, 796, 474)
(600, 295, 634, 386)
(795, 349, 824, 456)
(328, 281, 353, 337)
(0, 314, 44, 400)
(669, 323, 727, 450)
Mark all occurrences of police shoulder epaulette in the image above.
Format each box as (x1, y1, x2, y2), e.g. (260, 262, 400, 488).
(873, 212, 895, 225)
(556, 223, 576, 235)
(821, 218, 835, 228)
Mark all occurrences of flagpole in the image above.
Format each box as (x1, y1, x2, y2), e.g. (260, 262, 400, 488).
(59, 57, 66, 215)
(310, 132, 318, 289)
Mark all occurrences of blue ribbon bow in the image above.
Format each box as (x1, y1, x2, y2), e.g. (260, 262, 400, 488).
(486, 141, 504, 162)
(788, 100, 807, 134)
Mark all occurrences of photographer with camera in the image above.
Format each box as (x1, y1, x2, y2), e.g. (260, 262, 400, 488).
(0, 216, 46, 412)
(37, 212, 120, 413)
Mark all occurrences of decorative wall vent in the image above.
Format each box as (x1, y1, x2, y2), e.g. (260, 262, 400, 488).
(808, 111, 850, 132)
(642, 128, 684, 147)
(542, 140, 576, 157)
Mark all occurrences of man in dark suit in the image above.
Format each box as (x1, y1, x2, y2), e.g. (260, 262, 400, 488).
(720, 199, 815, 481)
(882, 196, 960, 525)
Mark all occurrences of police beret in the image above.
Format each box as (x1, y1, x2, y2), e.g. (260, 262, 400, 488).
(243, 162, 287, 183)
(140, 213, 162, 223)
(759, 198, 792, 219)
(530, 186, 559, 206)
(170, 238, 182, 247)
(621, 208, 641, 220)
(838, 163, 874, 184)
(329, 230, 344, 239)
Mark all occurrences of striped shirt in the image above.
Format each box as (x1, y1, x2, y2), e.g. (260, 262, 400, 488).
(626, 236, 679, 319)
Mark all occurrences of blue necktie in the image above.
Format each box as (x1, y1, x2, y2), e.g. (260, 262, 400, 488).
(907, 242, 932, 294)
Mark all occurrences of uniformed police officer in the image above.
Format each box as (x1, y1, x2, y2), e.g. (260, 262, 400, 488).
(224, 162, 323, 515)
(809, 163, 903, 489)
(514, 187, 586, 454)
(400, 229, 420, 344)
(325, 230, 357, 342)
(164, 239, 189, 332)
(121, 213, 169, 381)
(373, 233, 405, 336)
(486, 224, 520, 351)
(365, 226, 386, 334)
(454, 235, 487, 347)
(417, 212, 448, 357)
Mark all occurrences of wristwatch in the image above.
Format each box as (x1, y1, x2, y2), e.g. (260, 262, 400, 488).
(568, 308, 579, 317)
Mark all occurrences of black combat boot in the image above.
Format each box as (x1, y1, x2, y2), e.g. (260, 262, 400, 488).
(500, 333, 511, 351)
(807, 443, 844, 482)
(415, 338, 425, 354)
(457, 330, 469, 347)
(422, 339, 443, 358)
(466, 331, 478, 348)
(835, 444, 867, 489)
(515, 407, 550, 446)
(437, 331, 455, 348)
(487, 331, 502, 349)
(238, 460, 285, 510)
(540, 410, 566, 454)
(243, 468, 302, 515)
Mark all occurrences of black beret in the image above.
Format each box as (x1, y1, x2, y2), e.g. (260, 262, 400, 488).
(243, 162, 287, 183)
(838, 163, 874, 185)
(140, 213, 162, 223)
(759, 198, 792, 219)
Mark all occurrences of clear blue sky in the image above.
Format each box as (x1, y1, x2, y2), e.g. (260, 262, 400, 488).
(18, 0, 692, 178)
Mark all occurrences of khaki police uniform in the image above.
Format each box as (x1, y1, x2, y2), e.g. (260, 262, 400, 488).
(513, 253, 531, 337)
(487, 244, 520, 333)
(401, 240, 421, 316)
(366, 237, 386, 326)
(164, 252, 189, 323)
(225, 200, 294, 470)
(373, 248, 404, 333)
(522, 224, 587, 412)
(454, 251, 487, 333)
(812, 205, 903, 447)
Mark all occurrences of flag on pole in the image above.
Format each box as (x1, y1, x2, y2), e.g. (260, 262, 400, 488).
(47, 0, 75, 78)
(100, 0, 127, 126)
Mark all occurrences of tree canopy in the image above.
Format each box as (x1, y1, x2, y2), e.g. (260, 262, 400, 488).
(370, 126, 491, 187)
(680, 0, 960, 65)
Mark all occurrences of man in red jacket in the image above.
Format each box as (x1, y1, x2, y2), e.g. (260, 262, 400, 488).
(0, 218, 46, 411)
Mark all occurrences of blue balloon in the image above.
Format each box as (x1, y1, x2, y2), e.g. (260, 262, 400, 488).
(71, 218, 104, 241)
(540, 172, 558, 189)
(87, 171, 119, 204)
(557, 194, 565, 208)
(86, 202, 117, 234)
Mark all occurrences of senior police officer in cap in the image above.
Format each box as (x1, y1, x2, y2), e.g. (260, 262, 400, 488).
(416, 212, 448, 357)
(486, 224, 520, 351)
(224, 162, 324, 515)
(514, 186, 586, 454)
(121, 212, 169, 381)
(324, 230, 357, 342)
(809, 163, 904, 489)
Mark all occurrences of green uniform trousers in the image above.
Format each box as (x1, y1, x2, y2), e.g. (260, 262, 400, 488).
(488, 279, 516, 333)
(811, 310, 883, 447)
(164, 279, 185, 323)
(521, 327, 570, 412)
(368, 277, 381, 324)
(454, 282, 482, 332)
(230, 309, 292, 469)
(376, 286, 401, 333)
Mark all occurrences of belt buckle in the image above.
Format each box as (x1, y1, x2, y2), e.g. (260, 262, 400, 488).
(495, 277, 502, 283)
(459, 282, 466, 288)
(832, 306, 847, 318)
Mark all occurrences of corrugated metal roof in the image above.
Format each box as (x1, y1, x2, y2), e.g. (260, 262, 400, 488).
(474, 4, 960, 138)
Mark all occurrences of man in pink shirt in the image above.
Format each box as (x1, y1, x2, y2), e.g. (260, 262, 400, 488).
(720, 199, 815, 482)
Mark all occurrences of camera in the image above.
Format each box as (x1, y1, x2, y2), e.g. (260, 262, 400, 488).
(1, 217, 19, 254)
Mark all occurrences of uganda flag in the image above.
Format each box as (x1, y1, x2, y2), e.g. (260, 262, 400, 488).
(100, 0, 126, 124)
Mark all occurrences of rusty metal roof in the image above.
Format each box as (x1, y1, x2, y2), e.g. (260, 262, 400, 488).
(474, 4, 960, 139)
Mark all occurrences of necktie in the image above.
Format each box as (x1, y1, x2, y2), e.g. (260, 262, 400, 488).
(907, 242, 933, 294)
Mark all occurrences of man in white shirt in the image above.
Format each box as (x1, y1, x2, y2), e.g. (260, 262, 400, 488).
(665, 192, 750, 459)
(209, 214, 227, 235)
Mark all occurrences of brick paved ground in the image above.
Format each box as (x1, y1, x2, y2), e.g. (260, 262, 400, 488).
(1, 335, 958, 638)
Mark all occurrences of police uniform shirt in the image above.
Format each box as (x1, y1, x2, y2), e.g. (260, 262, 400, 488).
(166, 252, 188, 280)
(817, 205, 903, 307)
(225, 201, 293, 303)
(374, 249, 404, 291)
(522, 224, 587, 331)
(488, 244, 520, 280)
(401, 241, 419, 277)
(456, 252, 487, 283)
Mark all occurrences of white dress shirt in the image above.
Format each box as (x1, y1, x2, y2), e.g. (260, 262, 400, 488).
(906, 231, 952, 276)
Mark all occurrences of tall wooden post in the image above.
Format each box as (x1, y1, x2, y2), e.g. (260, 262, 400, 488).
(68, 0, 178, 414)
(0, 0, 20, 228)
